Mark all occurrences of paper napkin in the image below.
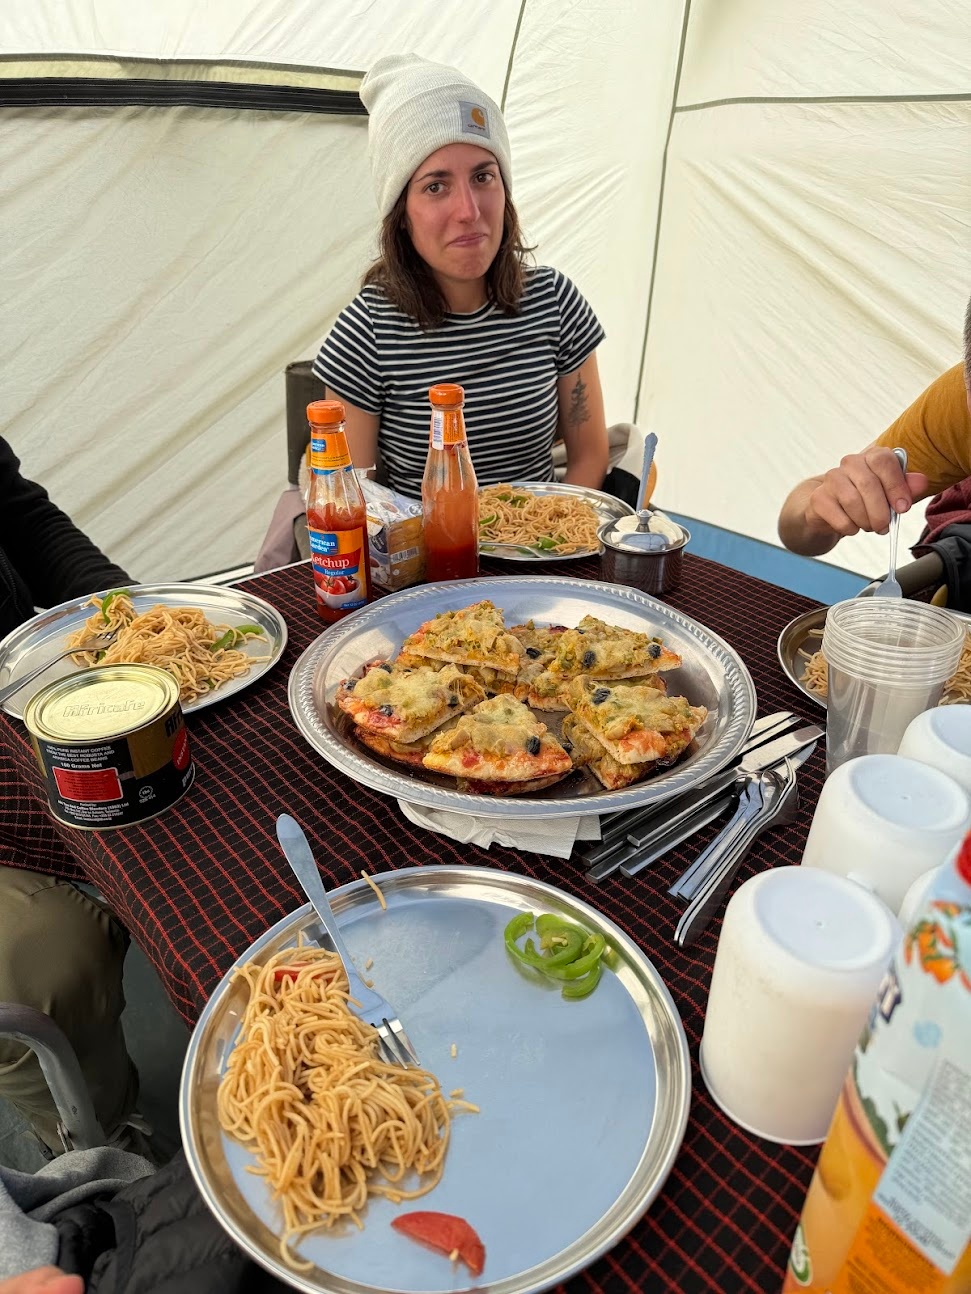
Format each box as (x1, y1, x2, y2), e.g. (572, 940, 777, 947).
(397, 800, 600, 860)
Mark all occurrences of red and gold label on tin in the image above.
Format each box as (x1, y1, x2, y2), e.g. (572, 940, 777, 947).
(24, 664, 194, 830)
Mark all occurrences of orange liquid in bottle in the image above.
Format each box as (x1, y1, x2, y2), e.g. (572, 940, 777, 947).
(421, 383, 479, 583)
(305, 400, 371, 624)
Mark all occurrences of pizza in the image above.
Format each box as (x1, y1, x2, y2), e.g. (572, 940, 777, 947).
(353, 719, 459, 768)
(561, 715, 656, 790)
(566, 676, 707, 765)
(400, 600, 524, 675)
(527, 667, 667, 712)
(421, 695, 573, 786)
(547, 615, 681, 680)
(337, 662, 484, 744)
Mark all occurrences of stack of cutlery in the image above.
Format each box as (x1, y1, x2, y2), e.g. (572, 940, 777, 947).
(582, 711, 822, 942)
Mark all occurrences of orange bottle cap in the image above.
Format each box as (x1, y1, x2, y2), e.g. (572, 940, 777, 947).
(307, 400, 345, 426)
(429, 383, 465, 409)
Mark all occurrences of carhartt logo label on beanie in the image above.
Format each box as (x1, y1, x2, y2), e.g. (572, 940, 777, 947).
(361, 53, 512, 218)
(459, 101, 490, 138)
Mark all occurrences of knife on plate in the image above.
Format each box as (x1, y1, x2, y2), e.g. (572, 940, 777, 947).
(585, 723, 822, 882)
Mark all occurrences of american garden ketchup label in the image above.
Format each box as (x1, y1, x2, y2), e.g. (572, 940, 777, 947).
(307, 522, 368, 613)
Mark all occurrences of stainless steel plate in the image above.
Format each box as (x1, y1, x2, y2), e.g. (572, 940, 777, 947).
(180, 865, 691, 1294)
(479, 481, 634, 561)
(0, 583, 287, 718)
(776, 607, 828, 709)
(776, 604, 971, 710)
(288, 575, 756, 819)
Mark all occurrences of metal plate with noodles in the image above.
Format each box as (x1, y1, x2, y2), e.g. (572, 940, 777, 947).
(478, 481, 634, 561)
(180, 865, 691, 1294)
(0, 583, 287, 718)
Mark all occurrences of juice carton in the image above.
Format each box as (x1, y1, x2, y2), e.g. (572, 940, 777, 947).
(783, 833, 971, 1293)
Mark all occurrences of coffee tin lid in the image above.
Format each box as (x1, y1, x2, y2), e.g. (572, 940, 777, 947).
(24, 664, 180, 742)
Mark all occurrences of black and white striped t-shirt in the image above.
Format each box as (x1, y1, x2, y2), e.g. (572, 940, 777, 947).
(311, 265, 605, 497)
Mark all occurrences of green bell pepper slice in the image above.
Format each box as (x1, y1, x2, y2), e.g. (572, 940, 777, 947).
(99, 588, 132, 622)
(561, 960, 603, 1000)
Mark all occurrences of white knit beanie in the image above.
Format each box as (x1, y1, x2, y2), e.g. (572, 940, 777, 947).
(361, 53, 512, 219)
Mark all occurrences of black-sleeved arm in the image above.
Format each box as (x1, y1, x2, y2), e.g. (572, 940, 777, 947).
(0, 437, 133, 611)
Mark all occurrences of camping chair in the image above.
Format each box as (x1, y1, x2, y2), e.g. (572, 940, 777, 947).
(254, 361, 325, 571)
(0, 1003, 105, 1153)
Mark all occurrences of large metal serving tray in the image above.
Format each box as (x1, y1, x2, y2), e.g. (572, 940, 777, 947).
(288, 575, 757, 820)
(180, 865, 692, 1294)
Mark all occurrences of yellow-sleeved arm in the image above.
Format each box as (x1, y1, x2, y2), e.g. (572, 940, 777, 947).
(871, 364, 971, 494)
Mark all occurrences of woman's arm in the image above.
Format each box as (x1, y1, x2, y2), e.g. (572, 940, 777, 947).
(556, 352, 610, 488)
(325, 388, 380, 475)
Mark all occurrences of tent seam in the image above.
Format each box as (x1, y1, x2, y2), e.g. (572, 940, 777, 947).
(676, 91, 971, 112)
(633, 0, 693, 425)
(500, 0, 528, 112)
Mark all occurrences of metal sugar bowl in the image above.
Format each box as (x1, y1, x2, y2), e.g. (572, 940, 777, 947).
(598, 508, 689, 596)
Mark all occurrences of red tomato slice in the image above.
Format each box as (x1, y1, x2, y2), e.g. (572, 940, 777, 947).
(391, 1212, 485, 1277)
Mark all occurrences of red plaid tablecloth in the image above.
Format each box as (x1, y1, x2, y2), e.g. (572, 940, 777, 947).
(0, 555, 826, 1294)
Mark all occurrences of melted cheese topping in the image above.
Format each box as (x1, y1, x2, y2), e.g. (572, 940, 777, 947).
(428, 695, 545, 758)
(570, 678, 699, 741)
(549, 616, 678, 677)
(352, 663, 477, 721)
(403, 600, 523, 667)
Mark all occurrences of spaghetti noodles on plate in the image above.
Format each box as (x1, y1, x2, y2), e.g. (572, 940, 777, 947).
(67, 592, 267, 705)
(798, 627, 971, 705)
(478, 485, 601, 555)
(216, 946, 473, 1269)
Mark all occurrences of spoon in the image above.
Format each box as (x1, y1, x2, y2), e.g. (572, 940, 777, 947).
(870, 447, 908, 600)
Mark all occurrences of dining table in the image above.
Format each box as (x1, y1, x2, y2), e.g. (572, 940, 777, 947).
(0, 552, 829, 1294)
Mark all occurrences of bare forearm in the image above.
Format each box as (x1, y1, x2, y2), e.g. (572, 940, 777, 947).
(777, 478, 841, 556)
(563, 445, 609, 488)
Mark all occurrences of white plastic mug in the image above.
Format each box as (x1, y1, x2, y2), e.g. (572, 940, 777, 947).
(700, 867, 899, 1144)
(800, 754, 971, 914)
(897, 704, 971, 793)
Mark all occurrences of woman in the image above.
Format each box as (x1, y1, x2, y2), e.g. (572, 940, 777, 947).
(312, 53, 610, 496)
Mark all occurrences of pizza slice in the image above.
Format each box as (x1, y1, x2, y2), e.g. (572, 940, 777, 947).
(547, 615, 681, 679)
(528, 667, 667, 712)
(421, 695, 573, 786)
(566, 676, 707, 766)
(354, 718, 459, 768)
(561, 714, 657, 790)
(399, 600, 524, 674)
(337, 663, 484, 744)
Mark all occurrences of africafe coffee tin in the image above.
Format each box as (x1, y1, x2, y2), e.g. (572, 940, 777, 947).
(24, 664, 194, 829)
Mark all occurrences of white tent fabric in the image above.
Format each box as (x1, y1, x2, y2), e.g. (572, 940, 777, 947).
(1, 1, 968, 582)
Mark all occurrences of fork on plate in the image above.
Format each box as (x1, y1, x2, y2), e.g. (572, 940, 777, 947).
(0, 628, 119, 707)
(275, 814, 420, 1068)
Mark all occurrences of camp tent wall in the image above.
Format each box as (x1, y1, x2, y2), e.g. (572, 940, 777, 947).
(1, 1, 967, 584)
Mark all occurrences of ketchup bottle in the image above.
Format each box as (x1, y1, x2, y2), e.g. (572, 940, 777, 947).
(306, 400, 371, 623)
(421, 383, 479, 583)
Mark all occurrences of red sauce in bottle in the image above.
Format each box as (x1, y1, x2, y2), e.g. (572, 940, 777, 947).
(421, 384, 479, 583)
(305, 400, 371, 623)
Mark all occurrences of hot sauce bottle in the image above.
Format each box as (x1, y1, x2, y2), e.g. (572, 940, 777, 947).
(306, 400, 371, 623)
(421, 383, 479, 583)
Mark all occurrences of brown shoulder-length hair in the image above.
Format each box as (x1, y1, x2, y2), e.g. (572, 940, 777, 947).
(362, 189, 534, 331)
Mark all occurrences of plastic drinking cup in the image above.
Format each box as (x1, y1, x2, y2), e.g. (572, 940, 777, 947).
(700, 867, 899, 1144)
(800, 753, 971, 914)
(897, 702, 971, 793)
(821, 599, 964, 775)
